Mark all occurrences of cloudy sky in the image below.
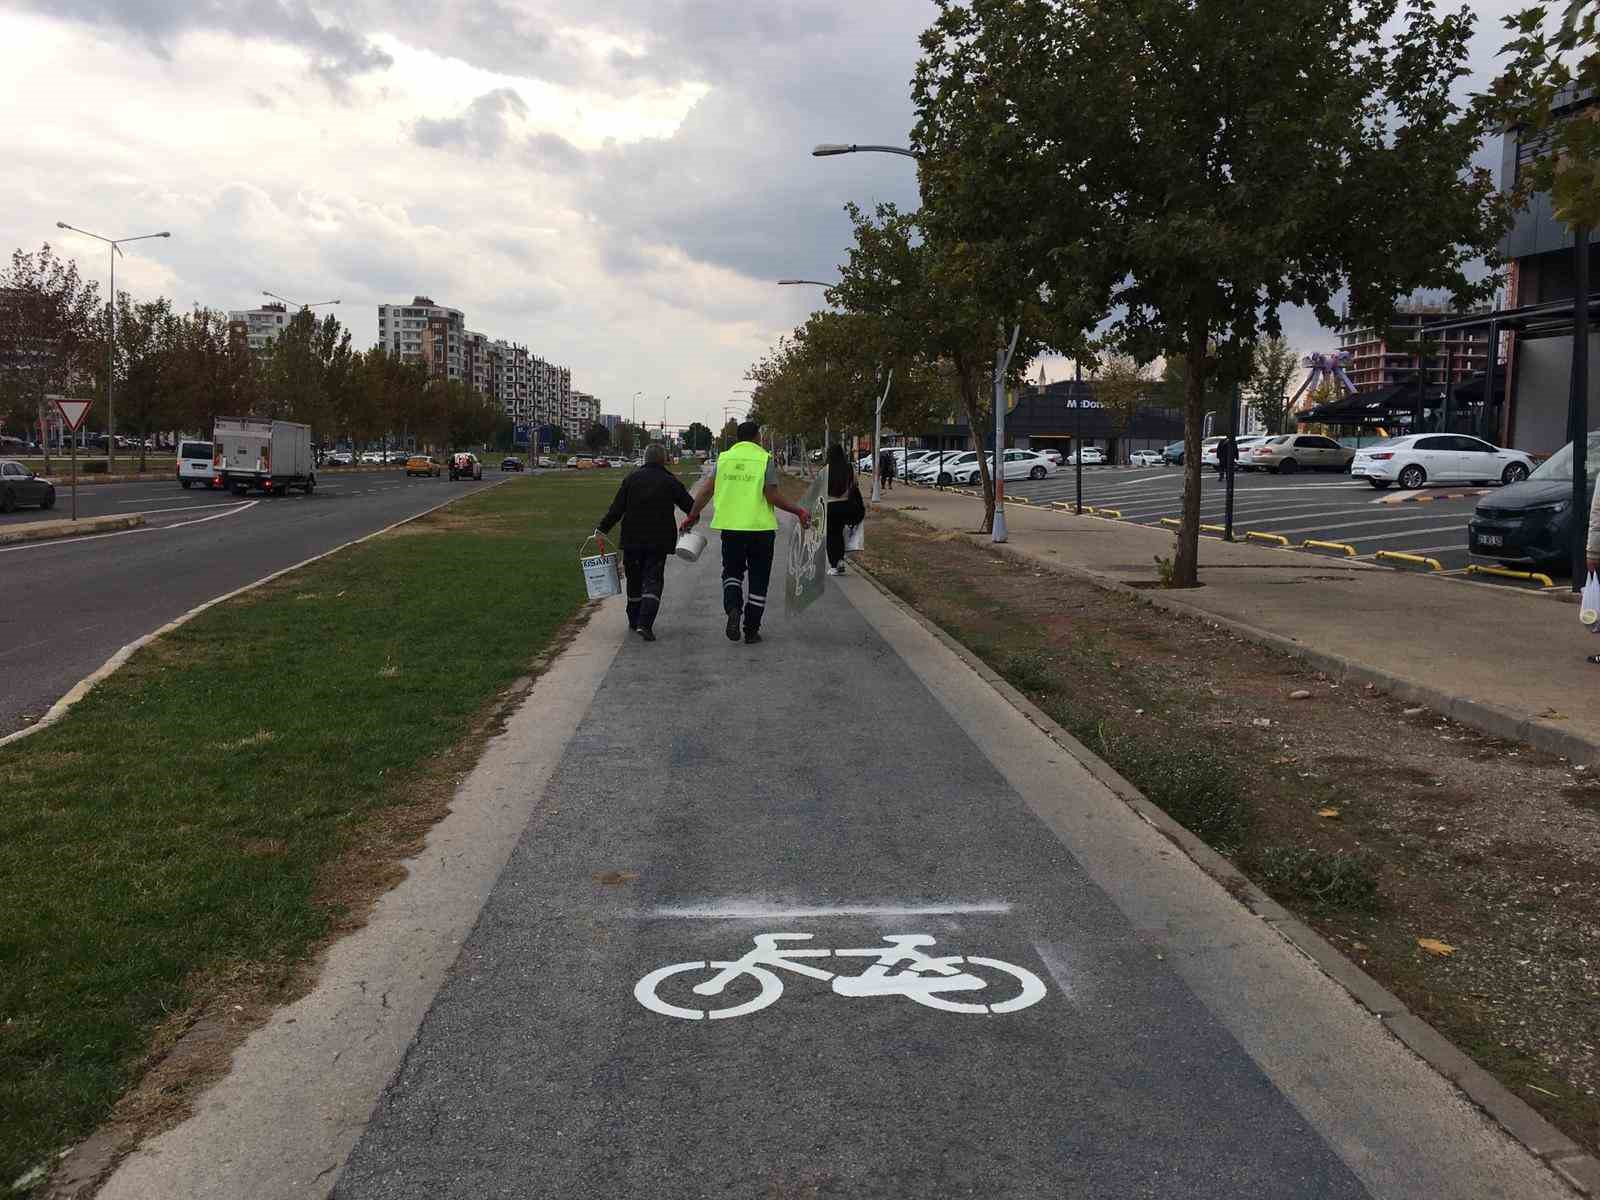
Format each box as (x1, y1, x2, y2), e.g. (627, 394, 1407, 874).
(4, 0, 1524, 430)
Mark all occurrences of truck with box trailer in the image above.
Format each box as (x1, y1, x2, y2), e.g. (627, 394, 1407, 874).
(212, 417, 316, 496)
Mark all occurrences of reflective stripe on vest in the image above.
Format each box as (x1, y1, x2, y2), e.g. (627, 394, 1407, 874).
(709, 442, 777, 531)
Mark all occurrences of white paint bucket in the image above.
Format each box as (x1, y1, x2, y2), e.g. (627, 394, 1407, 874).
(675, 530, 707, 562)
(580, 536, 621, 599)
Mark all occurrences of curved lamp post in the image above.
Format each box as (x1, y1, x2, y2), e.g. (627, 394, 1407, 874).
(811, 144, 920, 159)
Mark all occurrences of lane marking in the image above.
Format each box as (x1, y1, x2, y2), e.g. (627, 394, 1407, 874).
(1345, 524, 1470, 545)
(1244, 512, 1463, 537)
(645, 901, 1013, 919)
(113, 500, 253, 515)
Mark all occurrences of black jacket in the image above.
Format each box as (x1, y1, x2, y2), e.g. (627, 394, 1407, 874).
(598, 463, 695, 553)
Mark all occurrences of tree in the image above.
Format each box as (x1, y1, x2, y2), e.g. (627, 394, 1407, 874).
(1090, 353, 1153, 458)
(584, 422, 611, 452)
(0, 244, 101, 472)
(1245, 338, 1301, 435)
(913, 0, 1507, 583)
(718, 418, 739, 450)
(92, 293, 180, 471)
(683, 421, 714, 452)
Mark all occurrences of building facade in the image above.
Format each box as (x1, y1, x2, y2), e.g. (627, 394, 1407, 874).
(377, 297, 465, 382)
(567, 390, 600, 440)
(226, 302, 292, 351)
(1337, 310, 1490, 393)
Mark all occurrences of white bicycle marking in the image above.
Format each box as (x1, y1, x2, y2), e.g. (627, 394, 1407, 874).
(634, 933, 1048, 1020)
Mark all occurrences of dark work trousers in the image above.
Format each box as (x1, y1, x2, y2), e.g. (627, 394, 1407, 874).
(719, 530, 776, 632)
(826, 501, 848, 568)
(623, 546, 668, 632)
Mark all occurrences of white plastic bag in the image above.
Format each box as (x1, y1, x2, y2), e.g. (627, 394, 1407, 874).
(1582, 572, 1600, 629)
(844, 522, 865, 553)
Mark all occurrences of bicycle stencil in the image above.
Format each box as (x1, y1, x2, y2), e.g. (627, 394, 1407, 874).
(633, 932, 1048, 1020)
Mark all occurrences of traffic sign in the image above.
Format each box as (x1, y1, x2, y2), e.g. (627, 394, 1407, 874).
(52, 397, 92, 432)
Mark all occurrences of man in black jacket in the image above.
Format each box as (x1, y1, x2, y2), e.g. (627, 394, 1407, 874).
(596, 444, 695, 642)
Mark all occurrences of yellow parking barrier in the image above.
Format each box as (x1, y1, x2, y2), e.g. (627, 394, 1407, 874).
(1465, 564, 1556, 589)
(1374, 550, 1442, 571)
(1010, 495, 1031, 505)
(1301, 539, 1357, 557)
(1096, 508, 1123, 519)
(1200, 523, 1226, 535)
(1159, 517, 1182, 529)
(1245, 531, 1291, 547)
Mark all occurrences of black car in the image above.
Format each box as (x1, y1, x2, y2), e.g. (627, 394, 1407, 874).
(1468, 432, 1599, 573)
(0, 459, 56, 512)
(500, 456, 525, 471)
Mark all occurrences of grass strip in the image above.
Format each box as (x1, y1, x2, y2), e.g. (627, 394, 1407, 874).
(0, 471, 631, 1190)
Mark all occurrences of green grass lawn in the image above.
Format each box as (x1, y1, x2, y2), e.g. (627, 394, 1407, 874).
(0, 472, 628, 1191)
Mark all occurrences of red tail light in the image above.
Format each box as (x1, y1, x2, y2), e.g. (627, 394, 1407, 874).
(1370, 452, 1393, 460)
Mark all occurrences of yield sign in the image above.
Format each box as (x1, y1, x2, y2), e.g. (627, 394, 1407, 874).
(53, 397, 92, 432)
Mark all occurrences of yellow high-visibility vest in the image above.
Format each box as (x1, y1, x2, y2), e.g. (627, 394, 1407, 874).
(710, 442, 777, 531)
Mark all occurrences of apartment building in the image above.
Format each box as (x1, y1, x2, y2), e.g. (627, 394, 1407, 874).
(535, 356, 572, 436)
(1336, 308, 1490, 392)
(227, 302, 293, 351)
(377, 296, 465, 382)
(566, 389, 600, 440)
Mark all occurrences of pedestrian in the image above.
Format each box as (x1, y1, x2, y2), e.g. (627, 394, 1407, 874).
(1587, 481, 1600, 665)
(826, 444, 867, 576)
(878, 448, 896, 493)
(1216, 435, 1237, 479)
(682, 420, 810, 645)
(595, 443, 695, 643)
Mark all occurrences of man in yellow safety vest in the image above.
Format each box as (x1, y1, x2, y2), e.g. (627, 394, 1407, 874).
(682, 420, 810, 644)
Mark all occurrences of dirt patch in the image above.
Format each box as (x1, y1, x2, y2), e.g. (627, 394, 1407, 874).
(859, 509, 1600, 1154)
(41, 610, 596, 1199)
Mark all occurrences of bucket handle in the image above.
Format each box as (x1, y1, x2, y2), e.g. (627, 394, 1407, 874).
(581, 532, 611, 555)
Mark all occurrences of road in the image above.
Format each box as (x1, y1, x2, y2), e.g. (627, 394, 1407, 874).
(994, 465, 1489, 571)
(324, 525, 1567, 1200)
(0, 469, 510, 737)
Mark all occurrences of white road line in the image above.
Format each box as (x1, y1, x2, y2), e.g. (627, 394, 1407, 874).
(1346, 524, 1470, 544)
(643, 901, 1014, 919)
(113, 501, 252, 516)
(0, 501, 257, 554)
(1227, 512, 1460, 537)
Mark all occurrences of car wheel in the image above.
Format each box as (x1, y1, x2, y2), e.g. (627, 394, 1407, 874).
(937, 472, 952, 485)
(1368, 479, 1390, 490)
(1398, 464, 1427, 490)
(1029, 466, 1046, 479)
(1278, 458, 1298, 474)
(1502, 462, 1529, 485)
(305, 476, 316, 495)
(181, 479, 192, 489)
(41, 487, 55, 510)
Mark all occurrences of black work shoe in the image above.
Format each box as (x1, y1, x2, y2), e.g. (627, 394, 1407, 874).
(744, 630, 763, 645)
(638, 628, 656, 642)
(725, 612, 741, 642)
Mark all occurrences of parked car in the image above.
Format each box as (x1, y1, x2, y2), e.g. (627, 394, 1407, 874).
(536, 456, 556, 468)
(1468, 431, 1600, 572)
(1036, 449, 1064, 466)
(1129, 449, 1164, 467)
(323, 450, 354, 466)
(500, 456, 526, 471)
(405, 454, 441, 477)
(912, 450, 979, 484)
(1247, 433, 1355, 474)
(952, 450, 1057, 485)
(1201, 435, 1270, 469)
(176, 439, 217, 489)
(448, 452, 483, 481)
(1161, 440, 1186, 465)
(0, 459, 56, 512)
(1065, 447, 1107, 465)
(1351, 434, 1533, 491)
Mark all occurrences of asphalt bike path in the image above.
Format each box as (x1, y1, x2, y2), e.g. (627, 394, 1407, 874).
(0, 473, 503, 736)
(332, 516, 1565, 1199)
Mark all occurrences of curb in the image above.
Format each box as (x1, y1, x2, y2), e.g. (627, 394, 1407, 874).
(886, 503, 1600, 768)
(0, 479, 511, 752)
(0, 514, 144, 545)
(845, 554, 1600, 1196)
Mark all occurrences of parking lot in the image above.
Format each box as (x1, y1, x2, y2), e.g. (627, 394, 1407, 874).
(971, 465, 1499, 574)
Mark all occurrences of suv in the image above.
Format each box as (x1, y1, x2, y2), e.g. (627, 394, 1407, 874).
(177, 440, 217, 489)
(448, 452, 482, 481)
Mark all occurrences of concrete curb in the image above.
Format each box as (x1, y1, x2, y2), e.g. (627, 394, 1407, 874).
(888, 501, 1600, 769)
(0, 514, 143, 545)
(0, 479, 510, 752)
(847, 552, 1600, 1195)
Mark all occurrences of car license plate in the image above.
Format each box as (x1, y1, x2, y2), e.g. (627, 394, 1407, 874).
(1477, 533, 1503, 547)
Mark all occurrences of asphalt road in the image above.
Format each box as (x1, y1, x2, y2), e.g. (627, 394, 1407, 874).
(332, 523, 1565, 1200)
(999, 465, 1490, 571)
(0, 469, 510, 737)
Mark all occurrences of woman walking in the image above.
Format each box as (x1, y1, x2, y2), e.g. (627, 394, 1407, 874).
(825, 444, 865, 577)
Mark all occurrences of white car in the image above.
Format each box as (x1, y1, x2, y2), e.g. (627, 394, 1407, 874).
(952, 449, 1057, 485)
(912, 451, 978, 484)
(1201, 435, 1270, 468)
(1065, 447, 1106, 465)
(1351, 434, 1534, 491)
(1038, 449, 1064, 466)
(1129, 449, 1164, 467)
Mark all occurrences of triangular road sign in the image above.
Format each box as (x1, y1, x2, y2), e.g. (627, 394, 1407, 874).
(53, 397, 92, 432)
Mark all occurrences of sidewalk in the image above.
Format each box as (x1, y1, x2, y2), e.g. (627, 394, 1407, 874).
(879, 486, 1600, 764)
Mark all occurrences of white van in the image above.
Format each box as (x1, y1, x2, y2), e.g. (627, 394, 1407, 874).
(177, 440, 216, 489)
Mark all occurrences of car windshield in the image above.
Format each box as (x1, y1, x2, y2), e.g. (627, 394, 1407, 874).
(179, 442, 212, 459)
(1527, 432, 1600, 483)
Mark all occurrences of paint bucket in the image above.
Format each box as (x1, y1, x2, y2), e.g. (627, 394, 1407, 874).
(675, 529, 707, 562)
(580, 535, 621, 600)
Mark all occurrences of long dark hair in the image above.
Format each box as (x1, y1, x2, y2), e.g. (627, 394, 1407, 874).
(826, 444, 851, 497)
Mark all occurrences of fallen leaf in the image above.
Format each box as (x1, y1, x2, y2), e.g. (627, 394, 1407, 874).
(1316, 807, 1341, 819)
(592, 870, 639, 886)
(1416, 937, 1456, 957)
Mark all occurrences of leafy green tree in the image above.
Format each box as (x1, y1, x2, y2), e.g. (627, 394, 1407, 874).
(584, 422, 611, 452)
(1244, 338, 1301, 435)
(0, 244, 101, 471)
(683, 421, 714, 452)
(94, 293, 180, 471)
(913, 0, 1508, 583)
(1090, 353, 1154, 459)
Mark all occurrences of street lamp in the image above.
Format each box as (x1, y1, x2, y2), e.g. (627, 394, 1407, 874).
(811, 144, 921, 160)
(55, 221, 171, 471)
(777, 279, 834, 287)
(262, 290, 340, 311)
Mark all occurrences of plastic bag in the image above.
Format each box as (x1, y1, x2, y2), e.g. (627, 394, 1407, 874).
(1582, 572, 1600, 629)
(845, 522, 865, 553)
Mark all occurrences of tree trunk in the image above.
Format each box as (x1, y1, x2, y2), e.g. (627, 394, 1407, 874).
(955, 354, 994, 532)
(1172, 337, 1208, 588)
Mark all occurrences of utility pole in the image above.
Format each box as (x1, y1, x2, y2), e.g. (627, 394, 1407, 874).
(870, 368, 893, 502)
(1224, 382, 1238, 541)
(1074, 359, 1084, 514)
(1569, 224, 1590, 591)
(992, 324, 1021, 543)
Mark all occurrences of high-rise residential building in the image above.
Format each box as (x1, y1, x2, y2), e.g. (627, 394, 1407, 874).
(1336, 308, 1490, 393)
(227, 302, 293, 351)
(567, 390, 600, 440)
(377, 296, 465, 381)
(535, 356, 572, 435)
(463, 330, 493, 399)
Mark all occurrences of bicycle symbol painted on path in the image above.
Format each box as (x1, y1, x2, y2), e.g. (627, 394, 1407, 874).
(633, 933, 1048, 1020)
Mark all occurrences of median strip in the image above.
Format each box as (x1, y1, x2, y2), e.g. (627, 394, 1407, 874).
(0, 514, 143, 545)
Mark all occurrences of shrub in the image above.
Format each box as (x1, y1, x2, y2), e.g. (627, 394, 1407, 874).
(1252, 845, 1380, 913)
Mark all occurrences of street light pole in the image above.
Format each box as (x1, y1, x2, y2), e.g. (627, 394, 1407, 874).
(811, 144, 921, 160)
(992, 324, 1021, 543)
(1569, 223, 1590, 591)
(55, 222, 172, 472)
(1075, 359, 1084, 514)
